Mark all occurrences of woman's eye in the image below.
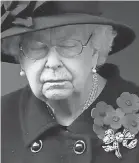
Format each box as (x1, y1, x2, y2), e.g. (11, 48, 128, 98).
(58, 41, 77, 48)
(60, 45, 76, 48)
(30, 45, 49, 51)
(31, 46, 48, 51)
(28, 41, 48, 50)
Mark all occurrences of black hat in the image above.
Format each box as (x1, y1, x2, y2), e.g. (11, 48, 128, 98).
(1, 1, 135, 64)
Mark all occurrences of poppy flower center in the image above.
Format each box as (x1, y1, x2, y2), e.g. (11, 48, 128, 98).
(112, 116, 120, 122)
(131, 121, 137, 127)
(99, 112, 106, 117)
(125, 100, 132, 106)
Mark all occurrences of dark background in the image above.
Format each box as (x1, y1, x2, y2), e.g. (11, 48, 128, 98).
(1, 1, 139, 96)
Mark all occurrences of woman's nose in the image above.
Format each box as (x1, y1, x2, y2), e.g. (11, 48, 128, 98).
(45, 47, 63, 70)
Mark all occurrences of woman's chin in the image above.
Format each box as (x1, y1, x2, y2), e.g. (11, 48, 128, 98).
(43, 89, 73, 100)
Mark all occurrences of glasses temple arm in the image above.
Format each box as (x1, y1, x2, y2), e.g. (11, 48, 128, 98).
(83, 33, 93, 47)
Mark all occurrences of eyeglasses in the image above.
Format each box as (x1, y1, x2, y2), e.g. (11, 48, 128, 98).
(19, 33, 93, 60)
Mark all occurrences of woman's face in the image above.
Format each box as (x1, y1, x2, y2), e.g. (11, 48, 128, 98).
(20, 25, 96, 101)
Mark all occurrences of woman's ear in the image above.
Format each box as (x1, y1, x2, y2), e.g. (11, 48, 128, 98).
(91, 49, 99, 70)
(93, 47, 108, 66)
(97, 55, 107, 66)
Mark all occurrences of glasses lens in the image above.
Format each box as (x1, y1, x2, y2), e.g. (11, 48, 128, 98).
(56, 40, 82, 58)
(20, 39, 83, 59)
(21, 41, 49, 60)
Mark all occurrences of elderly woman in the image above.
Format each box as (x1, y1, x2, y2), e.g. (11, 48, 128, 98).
(1, 1, 139, 163)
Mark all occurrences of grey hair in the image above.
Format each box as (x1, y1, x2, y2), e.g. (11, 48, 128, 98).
(2, 35, 21, 62)
(2, 24, 117, 64)
(84, 24, 117, 66)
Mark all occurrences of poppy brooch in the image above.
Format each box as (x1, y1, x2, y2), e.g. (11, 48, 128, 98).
(91, 92, 139, 159)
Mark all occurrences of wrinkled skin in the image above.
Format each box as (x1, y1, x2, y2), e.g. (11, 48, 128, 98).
(20, 25, 99, 101)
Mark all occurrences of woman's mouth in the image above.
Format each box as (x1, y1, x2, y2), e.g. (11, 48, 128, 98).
(43, 80, 72, 90)
(46, 80, 69, 83)
(41, 80, 73, 99)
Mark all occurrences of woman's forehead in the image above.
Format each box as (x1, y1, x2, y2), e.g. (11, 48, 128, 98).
(51, 24, 91, 40)
(22, 24, 94, 42)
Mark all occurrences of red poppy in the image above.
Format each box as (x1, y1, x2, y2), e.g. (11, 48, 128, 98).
(122, 114, 139, 135)
(91, 101, 114, 119)
(93, 123, 109, 139)
(104, 108, 125, 129)
(116, 92, 139, 114)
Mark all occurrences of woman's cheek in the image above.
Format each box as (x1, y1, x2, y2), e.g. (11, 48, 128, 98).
(25, 66, 43, 97)
(70, 67, 87, 92)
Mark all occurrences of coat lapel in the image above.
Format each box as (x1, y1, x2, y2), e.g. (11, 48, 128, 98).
(19, 85, 59, 147)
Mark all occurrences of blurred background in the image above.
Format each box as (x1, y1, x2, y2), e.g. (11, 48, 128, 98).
(1, 1, 139, 96)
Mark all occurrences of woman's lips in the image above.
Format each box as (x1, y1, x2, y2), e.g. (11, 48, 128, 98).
(42, 80, 72, 90)
(46, 80, 69, 83)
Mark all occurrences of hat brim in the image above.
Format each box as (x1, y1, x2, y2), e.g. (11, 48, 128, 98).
(1, 13, 135, 64)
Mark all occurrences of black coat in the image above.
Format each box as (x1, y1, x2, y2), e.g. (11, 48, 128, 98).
(2, 71, 139, 163)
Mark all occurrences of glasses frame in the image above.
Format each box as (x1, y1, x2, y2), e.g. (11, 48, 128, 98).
(19, 33, 93, 61)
